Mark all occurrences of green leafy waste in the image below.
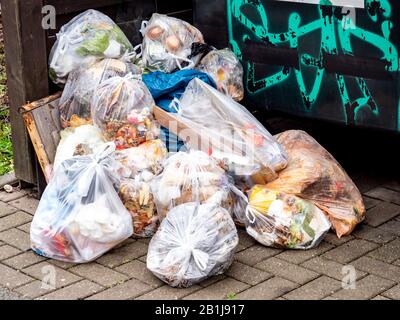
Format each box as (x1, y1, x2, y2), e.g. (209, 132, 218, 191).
(76, 26, 133, 57)
(0, 109, 13, 175)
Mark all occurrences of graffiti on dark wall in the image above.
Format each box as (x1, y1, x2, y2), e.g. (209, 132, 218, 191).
(227, 0, 400, 130)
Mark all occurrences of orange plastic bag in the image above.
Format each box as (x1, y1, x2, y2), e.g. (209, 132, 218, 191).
(266, 130, 365, 238)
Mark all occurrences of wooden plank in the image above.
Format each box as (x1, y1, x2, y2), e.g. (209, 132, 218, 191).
(1, 0, 50, 184)
(21, 93, 61, 182)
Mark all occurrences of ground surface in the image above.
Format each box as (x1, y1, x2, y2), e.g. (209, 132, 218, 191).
(0, 173, 399, 300)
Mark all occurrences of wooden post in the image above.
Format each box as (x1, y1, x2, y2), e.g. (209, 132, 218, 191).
(1, 0, 50, 184)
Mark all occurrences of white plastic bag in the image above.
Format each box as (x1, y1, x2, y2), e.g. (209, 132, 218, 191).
(197, 48, 244, 101)
(31, 144, 133, 263)
(59, 59, 140, 128)
(53, 124, 107, 173)
(151, 150, 234, 221)
(147, 202, 238, 287)
(116, 139, 168, 238)
(49, 9, 133, 84)
(242, 185, 331, 249)
(141, 13, 205, 73)
(175, 78, 288, 183)
(91, 75, 159, 150)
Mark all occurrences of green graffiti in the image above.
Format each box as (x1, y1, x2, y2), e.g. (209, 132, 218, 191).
(227, 0, 399, 128)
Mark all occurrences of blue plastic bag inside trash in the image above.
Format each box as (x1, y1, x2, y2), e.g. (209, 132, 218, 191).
(142, 70, 216, 152)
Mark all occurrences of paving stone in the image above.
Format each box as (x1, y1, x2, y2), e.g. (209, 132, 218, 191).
(384, 180, 400, 192)
(329, 275, 394, 300)
(368, 238, 400, 263)
(0, 285, 25, 300)
(352, 224, 397, 244)
(226, 261, 272, 286)
(255, 257, 319, 284)
(17, 222, 31, 233)
(365, 187, 400, 205)
(394, 259, 400, 267)
(353, 175, 386, 193)
(0, 245, 21, 260)
(138, 254, 147, 263)
(15, 280, 58, 299)
(283, 276, 342, 300)
(0, 202, 18, 217)
(0, 211, 32, 232)
(0, 228, 31, 251)
(69, 263, 128, 287)
(379, 219, 400, 236)
(183, 278, 249, 300)
(0, 190, 27, 202)
(322, 239, 379, 264)
(96, 241, 148, 268)
(198, 274, 226, 288)
(371, 295, 391, 300)
(301, 256, 367, 281)
(8, 196, 39, 215)
(276, 241, 334, 265)
(22, 262, 81, 288)
(47, 260, 76, 270)
(136, 285, 202, 300)
(238, 229, 256, 249)
(40, 280, 104, 300)
(364, 202, 400, 227)
(235, 245, 281, 266)
(362, 196, 382, 210)
(352, 256, 400, 283)
(0, 263, 34, 289)
(323, 233, 354, 246)
(236, 277, 298, 300)
(3, 251, 46, 270)
(86, 278, 151, 300)
(115, 260, 164, 288)
(381, 284, 400, 300)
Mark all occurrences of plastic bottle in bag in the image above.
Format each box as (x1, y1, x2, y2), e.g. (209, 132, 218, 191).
(30, 144, 133, 263)
(175, 78, 288, 184)
(267, 130, 366, 238)
(59, 59, 140, 129)
(91, 75, 160, 150)
(197, 48, 244, 101)
(151, 150, 235, 221)
(242, 185, 331, 249)
(147, 202, 238, 287)
(141, 13, 205, 73)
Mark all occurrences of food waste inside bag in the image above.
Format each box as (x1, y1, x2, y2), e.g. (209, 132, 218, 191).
(147, 202, 238, 287)
(30, 145, 133, 263)
(49, 9, 134, 84)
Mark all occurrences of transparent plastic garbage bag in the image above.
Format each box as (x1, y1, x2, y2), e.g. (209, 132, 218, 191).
(59, 59, 140, 129)
(30, 144, 133, 263)
(53, 124, 107, 173)
(175, 78, 288, 183)
(151, 150, 235, 221)
(49, 9, 134, 84)
(197, 48, 244, 101)
(267, 130, 366, 238)
(240, 185, 331, 249)
(147, 202, 238, 287)
(115, 139, 168, 237)
(141, 13, 205, 73)
(91, 74, 159, 150)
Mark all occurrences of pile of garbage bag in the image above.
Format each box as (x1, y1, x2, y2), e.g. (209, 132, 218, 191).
(31, 9, 365, 286)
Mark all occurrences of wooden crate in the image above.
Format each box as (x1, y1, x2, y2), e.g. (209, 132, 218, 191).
(21, 95, 272, 185)
(20, 94, 198, 182)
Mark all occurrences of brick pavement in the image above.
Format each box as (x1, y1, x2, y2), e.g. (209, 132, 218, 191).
(0, 177, 399, 300)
